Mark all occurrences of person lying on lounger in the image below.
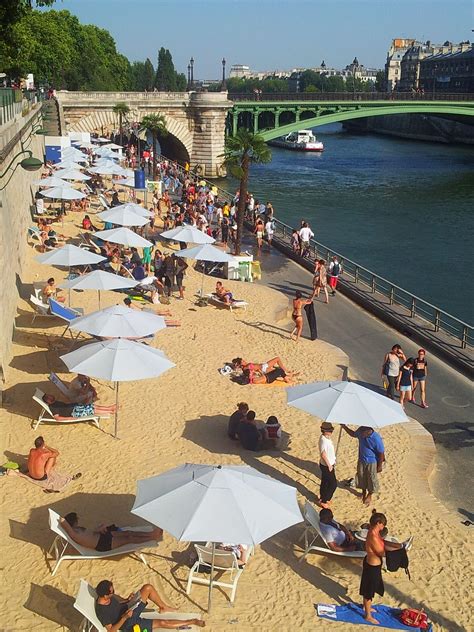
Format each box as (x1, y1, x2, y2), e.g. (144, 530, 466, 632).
(217, 543, 250, 567)
(319, 508, 365, 552)
(215, 280, 234, 304)
(42, 393, 116, 419)
(60, 512, 163, 552)
(94, 579, 205, 630)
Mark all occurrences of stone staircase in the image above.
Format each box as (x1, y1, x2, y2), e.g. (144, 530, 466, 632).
(41, 99, 61, 136)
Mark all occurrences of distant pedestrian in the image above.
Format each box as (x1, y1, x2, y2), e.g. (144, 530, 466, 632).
(412, 349, 429, 408)
(312, 259, 329, 304)
(291, 290, 312, 342)
(291, 229, 300, 253)
(381, 344, 406, 400)
(265, 218, 274, 247)
(328, 256, 342, 296)
(319, 422, 337, 508)
(254, 217, 264, 250)
(298, 222, 314, 257)
(341, 425, 385, 506)
(397, 357, 414, 409)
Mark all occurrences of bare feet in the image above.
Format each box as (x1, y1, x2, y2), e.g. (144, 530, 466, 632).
(151, 527, 164, 540)
(193, 621, 206, 628)
(365, 615, 379, 624)
(364, 494, 372, 506)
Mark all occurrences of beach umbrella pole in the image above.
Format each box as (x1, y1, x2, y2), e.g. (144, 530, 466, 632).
(114, 381, 120, 438)
(208, 542, 216, 612)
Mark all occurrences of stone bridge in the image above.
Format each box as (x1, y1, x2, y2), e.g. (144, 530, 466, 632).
(55, 91, 231, 177)
(55, 90, 474, 177)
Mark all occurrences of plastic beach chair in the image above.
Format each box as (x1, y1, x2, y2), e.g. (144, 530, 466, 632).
(74, 579, 201, 632)
(48, 298, 84, 343)
(32, 388, 104, 431)
(29, 295, 55, 324)
(186, 544, 252, 604)
(47, 510, 158, 576)
(299, 501, 366, 560)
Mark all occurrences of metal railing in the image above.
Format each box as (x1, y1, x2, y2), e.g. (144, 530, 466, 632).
(0, 88, 23, 127)
(231, 92, 474, 102)
(156, 155, 472, 349)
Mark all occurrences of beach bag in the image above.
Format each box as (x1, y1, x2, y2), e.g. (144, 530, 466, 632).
(400, 608, 429, 629)
(385, 547, 410, 579)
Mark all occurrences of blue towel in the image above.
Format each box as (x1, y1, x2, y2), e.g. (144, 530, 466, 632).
(316, 603, 432, 631)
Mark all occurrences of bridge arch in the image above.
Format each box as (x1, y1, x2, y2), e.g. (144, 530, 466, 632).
(259, 105, 474, 141)
(67, 109, 193, 164)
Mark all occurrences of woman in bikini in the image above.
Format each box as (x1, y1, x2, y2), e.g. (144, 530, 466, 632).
(254, 217, 264, 251)
(291, 290, 312, 342)
(232, 357, 299, 383)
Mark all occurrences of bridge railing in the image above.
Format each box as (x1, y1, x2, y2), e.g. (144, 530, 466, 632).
(231, 92, 474, 102)
(156, 154, 472, 348)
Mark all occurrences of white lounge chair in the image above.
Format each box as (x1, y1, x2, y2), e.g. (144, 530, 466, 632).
(299, 500, 366, 560)
(32, 388, 104, 431)
(186, 544, 252, 604)
(206, 293, 248, 312)
(74, 580, 201, 632)
(47, 510, 158, 576)
(29, 295, 56, 324)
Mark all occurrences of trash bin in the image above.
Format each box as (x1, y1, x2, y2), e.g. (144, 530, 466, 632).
(134, 169, 145, 189)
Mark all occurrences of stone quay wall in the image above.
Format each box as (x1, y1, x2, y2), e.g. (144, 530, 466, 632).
(0, 108, 44, 383)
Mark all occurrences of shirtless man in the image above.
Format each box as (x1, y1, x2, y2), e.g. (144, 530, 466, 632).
(232, 357, 292, 378)
(27, 436, 59, 480)
(60, 512, 163, 552)
(215, 281, 233, 305)
(360, 512, 403, 624)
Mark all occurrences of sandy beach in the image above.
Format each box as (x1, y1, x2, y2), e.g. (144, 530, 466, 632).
(0, 214, 472, 632)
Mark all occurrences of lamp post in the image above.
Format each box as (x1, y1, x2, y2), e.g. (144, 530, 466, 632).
(221, 57, 226, 90)
(187, 64, 191, 91)
(352, 56, 358, 99)
(190, 57, 194, 88)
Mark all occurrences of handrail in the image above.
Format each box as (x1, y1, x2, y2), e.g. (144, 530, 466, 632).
(230, 92, 474, 102)
(156, 153, 472, 348)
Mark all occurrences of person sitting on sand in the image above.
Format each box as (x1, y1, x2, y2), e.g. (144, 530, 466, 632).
(319, 508, 365, 552)
(60, 512, 163, 552)
(94, 579, 206, 630)
(215, 280, 233, 304)
(27, 436, 60, 481)
(217, 543, 249, 567)
(228, 402, 249, 440)
(264, 415, 282, 449)
(238, 411, 263, 451)
(42, 393, 116, 420)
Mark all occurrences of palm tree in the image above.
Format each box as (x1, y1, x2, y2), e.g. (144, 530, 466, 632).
(140, 113, 167, 181)
(222, 129, 271, 255)
(112, 102, 130, 147)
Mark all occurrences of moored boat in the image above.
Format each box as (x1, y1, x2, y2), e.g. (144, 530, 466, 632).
(269, 129, 324, 152)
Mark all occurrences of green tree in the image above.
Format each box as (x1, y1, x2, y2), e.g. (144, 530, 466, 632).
(130, 61, 146, 90)
(175, 72, 187, 91)
(140, 113, 167, 180)
(143, 58, 155, 91)
(222, 130, 272, 255)
(113, 102, 130, 146)
(155, 47, 177, 91)
(375, 70, 385, 92)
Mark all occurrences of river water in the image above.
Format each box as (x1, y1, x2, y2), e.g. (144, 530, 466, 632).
(238, 124, 474, 324)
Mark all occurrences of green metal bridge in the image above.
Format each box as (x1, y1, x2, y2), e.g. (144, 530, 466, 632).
(228, 92, 474, 140)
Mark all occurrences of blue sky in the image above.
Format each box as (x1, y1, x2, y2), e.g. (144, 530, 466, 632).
(42, 0, 471, 77)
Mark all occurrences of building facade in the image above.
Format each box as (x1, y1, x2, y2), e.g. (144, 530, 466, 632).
(385, 38, 417, 91)
(420, 44, 474, 93)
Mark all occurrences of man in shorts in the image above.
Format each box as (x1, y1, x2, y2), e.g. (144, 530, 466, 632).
(27, 436, 59, 481)
(341, 425, 385, 506)
(94, 579, 205, 630)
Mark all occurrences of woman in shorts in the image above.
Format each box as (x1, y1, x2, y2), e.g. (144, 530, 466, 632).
(396, 358, 414, 409)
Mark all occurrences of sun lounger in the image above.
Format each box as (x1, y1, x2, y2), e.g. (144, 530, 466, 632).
(299, 501, 366, 560)
(186, 544, 251, 604)
(206, 293, 248, 311)
(29, 295, 56, 324)
(27, 226, 42, 245)
(48, 298, 83, 342)
(32, 388, 104, 431)
(47, 510, 158, 576)
(48, 372, 73, 398)
(74, 580, 202, 632)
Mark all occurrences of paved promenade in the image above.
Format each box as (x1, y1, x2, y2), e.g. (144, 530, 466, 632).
(245, 235, 473, 518)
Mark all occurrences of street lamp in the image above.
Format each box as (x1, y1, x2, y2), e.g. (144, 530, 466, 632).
(187, 64, 191, 91)
(352, 56, 358, 99)
(221, 57, 226, 91)
(190, 57, 194, 88)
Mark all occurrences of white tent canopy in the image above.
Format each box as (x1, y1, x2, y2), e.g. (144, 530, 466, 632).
(97, 208, 149, 227)
(175, 244, 234, 263)
(40, 186, 87, 200)
(89, 164, 129, 176)
(59, 270, 138, 308)
(54, 168, 91, 181)
(34, 176, 69, 188)
(104, 203, 152, 218)
(94, 227, 153, 248)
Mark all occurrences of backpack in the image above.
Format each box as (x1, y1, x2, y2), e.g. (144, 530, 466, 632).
(385, 547, 410, 579)
(331, 262, 340, 276)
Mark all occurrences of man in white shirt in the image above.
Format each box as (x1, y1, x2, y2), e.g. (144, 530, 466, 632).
(299, 222, 314, 255)
(265, 219, 274, 247)
(318, 421, 337, 508)
(319, 508, 364, 552)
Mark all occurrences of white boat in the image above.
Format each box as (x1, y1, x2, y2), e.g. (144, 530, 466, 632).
(270, 129, 324, 152)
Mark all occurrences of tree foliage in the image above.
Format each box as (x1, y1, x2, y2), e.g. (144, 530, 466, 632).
(222, 130, 272, 255)
(140, 113, 167, 180)
(155, 48, 176, 91)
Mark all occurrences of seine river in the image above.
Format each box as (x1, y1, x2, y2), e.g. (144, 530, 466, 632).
(241, 124, 474, 324)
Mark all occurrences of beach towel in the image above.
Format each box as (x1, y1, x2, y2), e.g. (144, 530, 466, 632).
(316, 603, 432, 631)
(11, 470, 72, 492)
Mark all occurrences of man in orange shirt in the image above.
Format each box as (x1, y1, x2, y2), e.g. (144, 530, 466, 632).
(27, 436, 59, 481)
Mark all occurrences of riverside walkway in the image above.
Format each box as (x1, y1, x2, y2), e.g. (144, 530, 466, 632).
(243, 232, 473, 517)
